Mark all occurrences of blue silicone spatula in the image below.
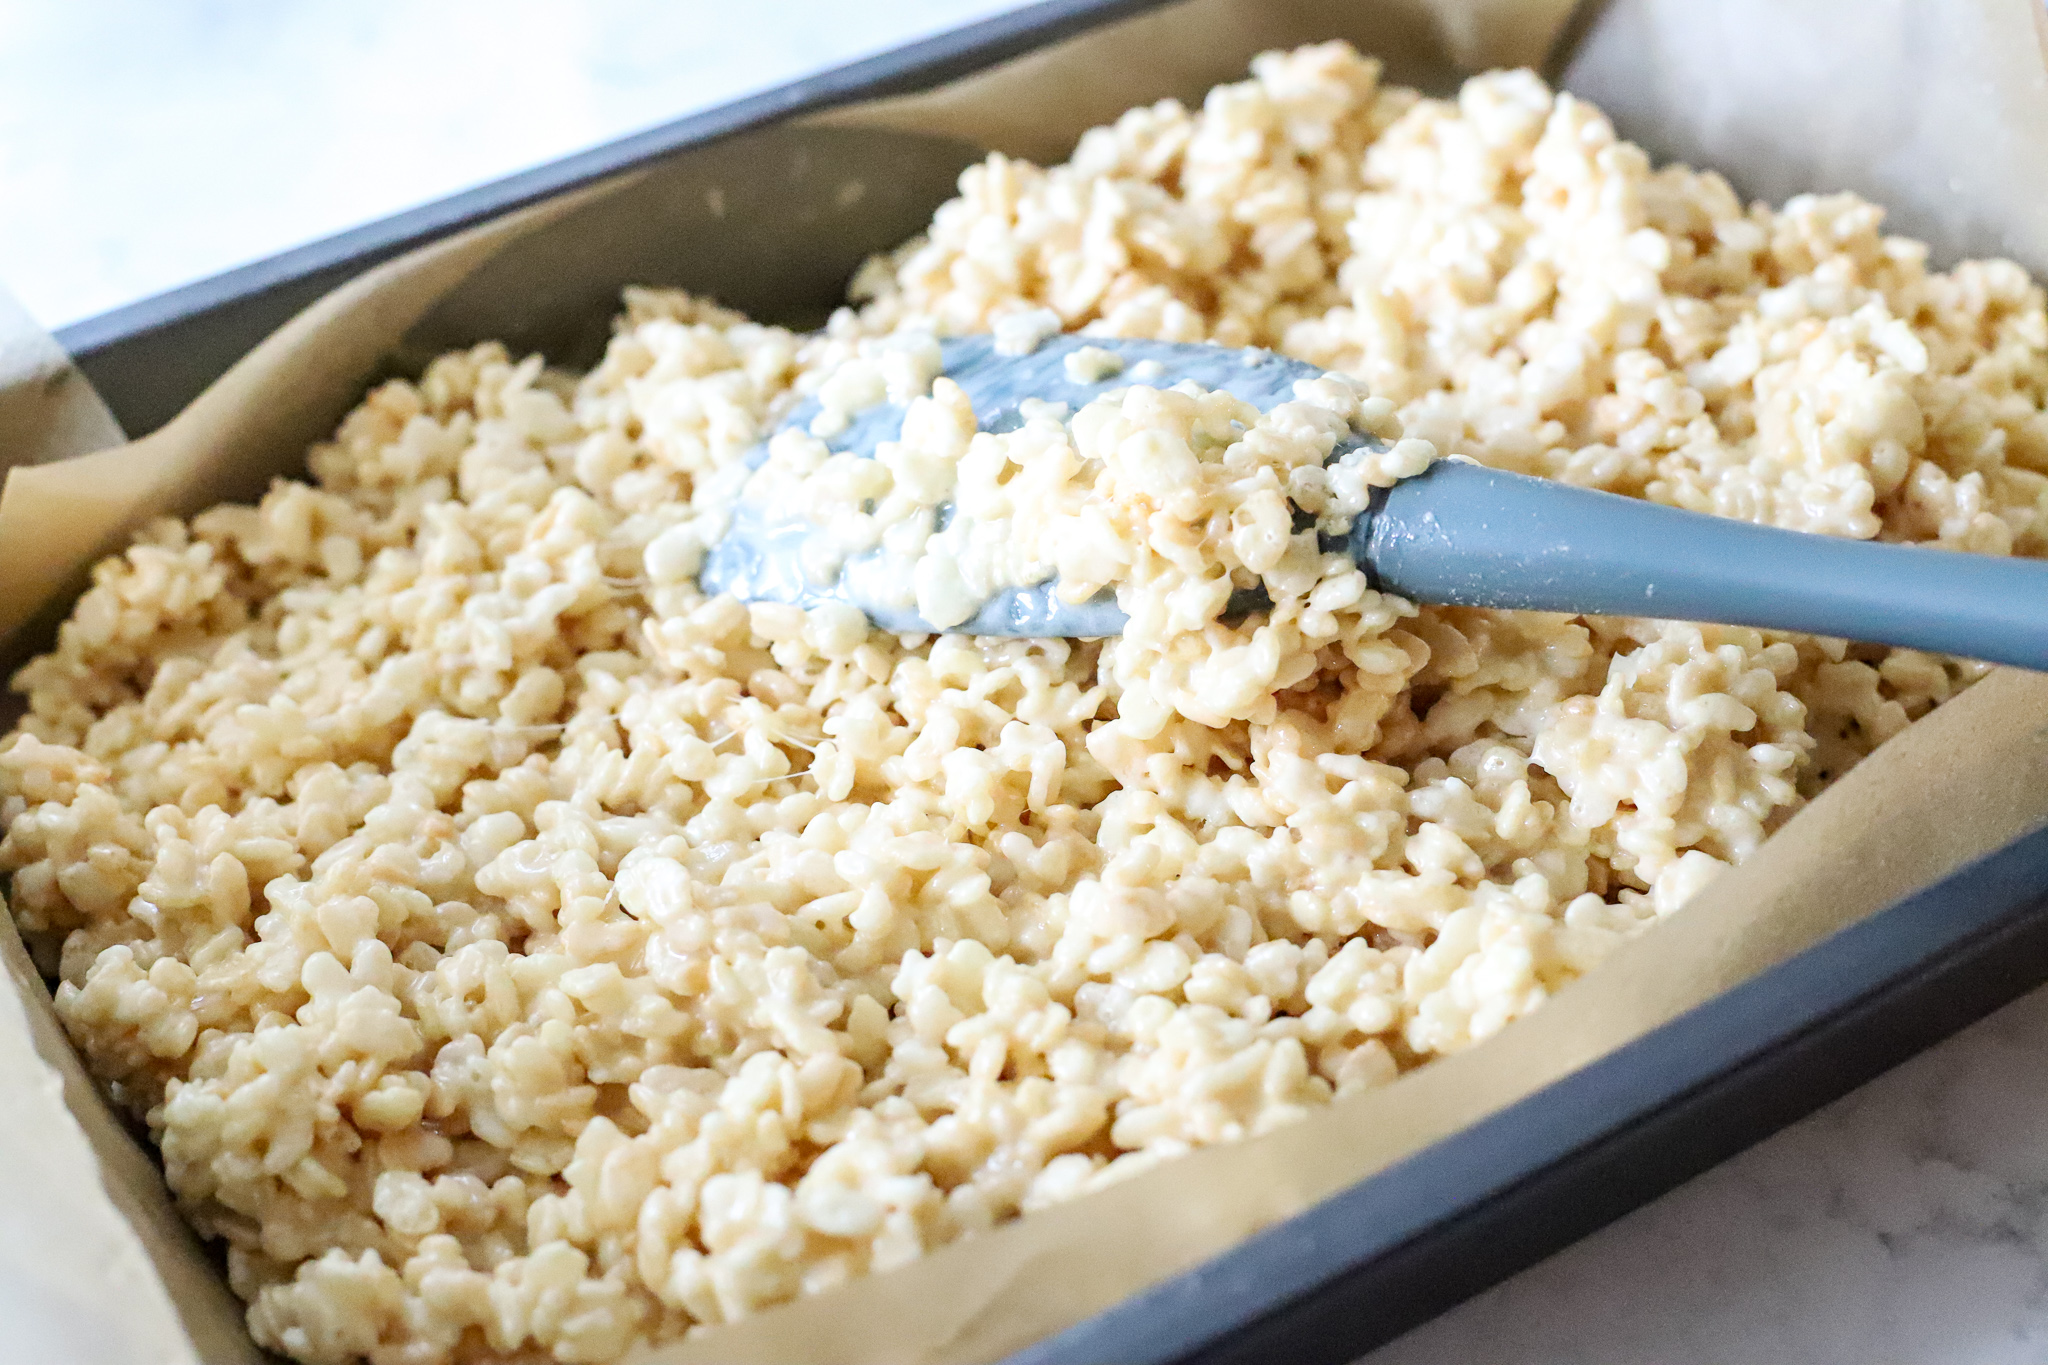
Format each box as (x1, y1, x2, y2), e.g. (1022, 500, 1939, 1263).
(700, 335, 2048, 669)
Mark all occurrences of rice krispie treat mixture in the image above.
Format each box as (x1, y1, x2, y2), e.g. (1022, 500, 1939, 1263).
(3, 42, 2040, 1365)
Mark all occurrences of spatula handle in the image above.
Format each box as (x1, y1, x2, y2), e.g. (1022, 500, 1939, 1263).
(1356, 461, 2048, 670)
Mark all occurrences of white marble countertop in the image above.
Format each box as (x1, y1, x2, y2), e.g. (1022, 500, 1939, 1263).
(1365, 987, 2048, 1365)
(5, 5, 2047, 1363)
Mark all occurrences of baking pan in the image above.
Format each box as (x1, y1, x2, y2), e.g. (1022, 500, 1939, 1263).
(33, 2, 2048, 1362)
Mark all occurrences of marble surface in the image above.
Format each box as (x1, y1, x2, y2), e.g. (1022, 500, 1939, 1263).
(1361, 985, 2048, 1365)
(6, 5, 2048, 1363)
(0, 0, 1021, 328)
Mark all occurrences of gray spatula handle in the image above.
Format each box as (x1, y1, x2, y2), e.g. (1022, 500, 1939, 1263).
(1355, 461, 2048, 670)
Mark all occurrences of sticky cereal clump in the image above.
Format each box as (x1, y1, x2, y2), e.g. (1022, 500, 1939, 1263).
(1, 45, 2033, 1365)
(739, 366, 1413, 630)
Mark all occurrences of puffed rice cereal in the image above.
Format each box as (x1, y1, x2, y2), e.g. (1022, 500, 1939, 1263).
(2, 42, 2036, 1365)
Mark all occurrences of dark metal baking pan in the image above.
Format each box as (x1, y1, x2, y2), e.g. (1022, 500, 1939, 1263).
(35, 2, 2048, 1362)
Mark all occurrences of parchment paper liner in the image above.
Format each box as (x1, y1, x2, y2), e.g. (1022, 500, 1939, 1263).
(3, 1, 2045, 1360)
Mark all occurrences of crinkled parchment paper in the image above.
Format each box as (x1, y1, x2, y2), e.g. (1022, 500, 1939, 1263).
(3, 1, 2046, 1361)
